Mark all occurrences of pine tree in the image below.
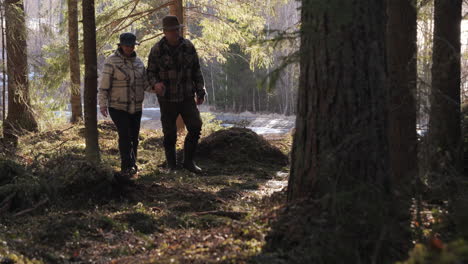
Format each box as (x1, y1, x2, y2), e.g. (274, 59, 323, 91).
(82, 0, 100, 162)
(4, 0, 38, 141)
(68, 0, 83, 123)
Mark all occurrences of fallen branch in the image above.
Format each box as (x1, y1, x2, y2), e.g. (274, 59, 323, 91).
(13, 198, 49, 217)
(0, 192, 16, 215)
(192, 210, 247, 220)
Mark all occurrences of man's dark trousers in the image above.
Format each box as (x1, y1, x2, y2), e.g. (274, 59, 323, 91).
(158, 97, 202, 169)
(109, 107, 142, 171)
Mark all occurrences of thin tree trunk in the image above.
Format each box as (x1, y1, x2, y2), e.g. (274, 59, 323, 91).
(4, 0, 38, 140)
(428, 0, 462, 179)
(169, 0, 184, 36)
(225, 73, 227, 111)
(68, 0, 82, 123)
(82, 0, 100, 162)
(170, 0, 185, 133)
(1, 1, 6, 124)
(210, 63, 216, 107)
(252, 82, 256, 112)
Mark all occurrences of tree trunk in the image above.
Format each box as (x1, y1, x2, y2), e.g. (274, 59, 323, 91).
(82, 0, 100, 162)
(4, 0, 38, 140)
(386, 0, 417, 186)
(68, 0, 83, 123)
(288, 0, 389, 201)
(169, 0, 184, 36)
(210, 63, 216, 107)
(1, 2, 6, 124)
(284, 0, 395, 260)
(428, 0, 462, 180)
(170, 0, 186, 133)
(386, 0, 417, 253)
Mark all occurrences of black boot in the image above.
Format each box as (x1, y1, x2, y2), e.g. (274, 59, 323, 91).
(116, 162, 134, 184)
(183, 140, 202, 174)
(165, 146, 177, 171)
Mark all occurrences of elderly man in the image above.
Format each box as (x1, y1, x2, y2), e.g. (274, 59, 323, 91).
(147, 16, 207, 173)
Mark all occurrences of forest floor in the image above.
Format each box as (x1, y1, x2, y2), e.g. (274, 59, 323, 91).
(0, 116, 292, 264)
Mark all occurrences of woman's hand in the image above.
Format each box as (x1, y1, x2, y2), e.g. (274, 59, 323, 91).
(100, 107, 108, 117)
(153, 82, 166, 96)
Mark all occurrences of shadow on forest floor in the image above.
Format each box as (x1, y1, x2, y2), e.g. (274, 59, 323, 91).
(0, 121, 291, 264)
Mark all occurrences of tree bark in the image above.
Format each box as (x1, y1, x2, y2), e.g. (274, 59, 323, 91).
(82, 0, 100, 162)
(1, 2, 6, 124)
(282, 0, 395, 261)
(210, 63, 216, 107)
(170, 0, 186, 133)
(169, 0, 184, 36)
(386, 0, 417, 186)
(4, 0, 38, 140)
(428, 0, 462, 178)
(386, 0, 418, 253)
(288, 0, 389, 201)
(68, 0, 83, 123)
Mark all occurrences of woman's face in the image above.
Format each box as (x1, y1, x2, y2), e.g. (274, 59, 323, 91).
(121, 45, 135, 56)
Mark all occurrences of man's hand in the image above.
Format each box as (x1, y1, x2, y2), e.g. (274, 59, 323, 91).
(153, 82, 166, 96)
(100, 107, 108, 118)
(196, 97, 205, 105)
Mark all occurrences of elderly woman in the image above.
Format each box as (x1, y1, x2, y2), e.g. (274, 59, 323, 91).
(98, 32, 150, 180)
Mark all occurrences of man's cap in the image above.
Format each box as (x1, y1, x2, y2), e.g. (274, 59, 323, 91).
(118, 32, 140, 46)
(163, 15, 184, 31)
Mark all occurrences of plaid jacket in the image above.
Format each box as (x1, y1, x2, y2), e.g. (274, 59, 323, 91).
(98, 49, 150, 113)
(147, 37, 206, 102)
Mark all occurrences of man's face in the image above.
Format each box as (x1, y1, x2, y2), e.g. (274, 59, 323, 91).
(164, 29, 180, 42)
(121, 45, 135, 56)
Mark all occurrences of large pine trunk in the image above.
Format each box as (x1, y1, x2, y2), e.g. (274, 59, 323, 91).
(428, 0, 462, 179)
(82, 0, 100, 162)
(386, 0, 417, 186)
(4, 0, 38, 140)
(288, 0, 389, 201)
(68, 0, 83, 123)
(281, 0, 399, 262)
(386, 0, 417, 253)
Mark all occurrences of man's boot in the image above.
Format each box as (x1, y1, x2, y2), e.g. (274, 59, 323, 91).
(116, 159, 133, 184)
(165, 146, 177, 172)
(183, 141, 202, 174)
(130, 147, 138, 178)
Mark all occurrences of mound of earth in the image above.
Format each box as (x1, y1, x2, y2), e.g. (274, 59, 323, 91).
(197, 127, 288, 166)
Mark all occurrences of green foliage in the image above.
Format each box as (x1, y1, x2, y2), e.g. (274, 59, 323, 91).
(0, 159, 47, 211)
(0, 127, 115, 214)
(187, 0, 277, 69)
(200, 112, 222, 136)
(29, 0, 287, 121)
(116, 211, 160, 234)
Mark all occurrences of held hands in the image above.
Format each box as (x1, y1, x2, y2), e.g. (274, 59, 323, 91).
(100, 107, 108, 118)
(196, 97, 205, 105)
(153, 82, 166, 96)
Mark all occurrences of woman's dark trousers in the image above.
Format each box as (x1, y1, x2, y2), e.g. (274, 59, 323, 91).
(109, 107, 142, 172)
